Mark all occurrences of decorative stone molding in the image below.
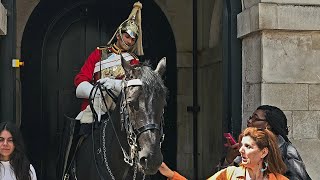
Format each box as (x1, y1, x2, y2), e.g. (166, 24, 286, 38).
(242, 0, 320, 10)
(238, 3, 320, 38)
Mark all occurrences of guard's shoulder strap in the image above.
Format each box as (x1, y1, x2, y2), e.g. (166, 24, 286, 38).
(128, 52, 139, 60)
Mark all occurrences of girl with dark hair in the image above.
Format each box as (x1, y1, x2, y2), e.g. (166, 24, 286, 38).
(209, 127, 288, 180)
(0, 122, 37, 180)
(218, 105, 311, 180)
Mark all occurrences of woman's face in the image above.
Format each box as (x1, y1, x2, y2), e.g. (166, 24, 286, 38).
(0, 130, 15, 161)
(239, 136, 266, 169)
(247, 109, 268, 129)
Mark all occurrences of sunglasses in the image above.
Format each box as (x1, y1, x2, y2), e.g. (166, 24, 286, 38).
(248, 116, 267, 123)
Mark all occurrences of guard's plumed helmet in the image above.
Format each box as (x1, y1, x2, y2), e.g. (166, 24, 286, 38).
(120, 18, 139, 39)
(108, 1, 144, 55)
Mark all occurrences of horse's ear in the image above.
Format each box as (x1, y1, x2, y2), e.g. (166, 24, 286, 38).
(121, 54, 132, 75)
(155, 57, 166, 76)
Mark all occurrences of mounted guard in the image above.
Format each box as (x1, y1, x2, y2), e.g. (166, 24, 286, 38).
(74, 1, 144, 126)
(57, 1, 168, 180)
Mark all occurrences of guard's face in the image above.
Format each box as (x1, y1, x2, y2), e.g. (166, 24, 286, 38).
(0, 130, 15, 161)
(239, 136, 266, 169)
(116, 32, 136, 51)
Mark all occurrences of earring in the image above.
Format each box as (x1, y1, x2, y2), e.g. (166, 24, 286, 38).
(260, 161, 268, 172)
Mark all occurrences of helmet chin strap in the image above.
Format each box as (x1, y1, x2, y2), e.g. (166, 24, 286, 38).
(120, 38, 131, 50)
(119, 30, 136, 51)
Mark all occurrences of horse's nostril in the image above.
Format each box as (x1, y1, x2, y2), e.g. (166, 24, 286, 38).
(139, 157, 148, 166)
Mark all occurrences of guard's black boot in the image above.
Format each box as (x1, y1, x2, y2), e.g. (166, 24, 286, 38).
(56, 115, 79, 180)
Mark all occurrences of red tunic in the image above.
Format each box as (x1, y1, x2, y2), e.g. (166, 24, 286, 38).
(74, 47, 139, 110)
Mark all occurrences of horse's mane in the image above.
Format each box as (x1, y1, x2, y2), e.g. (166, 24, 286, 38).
(138, 62, 167, 99)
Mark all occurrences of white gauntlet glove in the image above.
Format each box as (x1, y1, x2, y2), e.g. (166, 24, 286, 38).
(76, 81, 106, 123)
(97, 77, 122, 95)
(76, 79, 121, 123)
(76, 81, 96, 99)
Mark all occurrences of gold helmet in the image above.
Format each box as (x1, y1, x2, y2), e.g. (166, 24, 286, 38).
(107, 2, 144, 55)
(120, 18, 139, 39)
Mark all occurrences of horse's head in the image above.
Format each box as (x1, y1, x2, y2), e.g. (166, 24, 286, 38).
(121, 57, 167, 175)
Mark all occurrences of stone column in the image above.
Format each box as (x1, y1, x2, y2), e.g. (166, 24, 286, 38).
(238, 1, 320, 179)
(0, 2, 7, 35)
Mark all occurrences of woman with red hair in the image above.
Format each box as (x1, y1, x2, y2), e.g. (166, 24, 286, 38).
(209, 127, 288, 180)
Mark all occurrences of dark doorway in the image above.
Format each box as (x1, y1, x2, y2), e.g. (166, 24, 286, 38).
(21, 0, 176, 179)
(222, 0, 242, 139)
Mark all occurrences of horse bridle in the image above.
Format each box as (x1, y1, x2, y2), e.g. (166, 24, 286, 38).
(119, 78, 165, 166)
(88, 77, 165, 180)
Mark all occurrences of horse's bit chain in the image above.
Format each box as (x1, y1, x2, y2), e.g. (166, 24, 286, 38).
(102, 117, 145, 180)
(102, 119, 116, 180)
(133, 161, 137, 180)
(120, 80, 140, 167)
(133, 158, 145, 180)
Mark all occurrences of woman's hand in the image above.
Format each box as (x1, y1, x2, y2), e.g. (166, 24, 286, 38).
(225, 141, 240, 163)
(159, 162, 175, 178)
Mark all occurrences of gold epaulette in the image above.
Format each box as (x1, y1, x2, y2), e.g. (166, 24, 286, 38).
(96, 46, 108, 50)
